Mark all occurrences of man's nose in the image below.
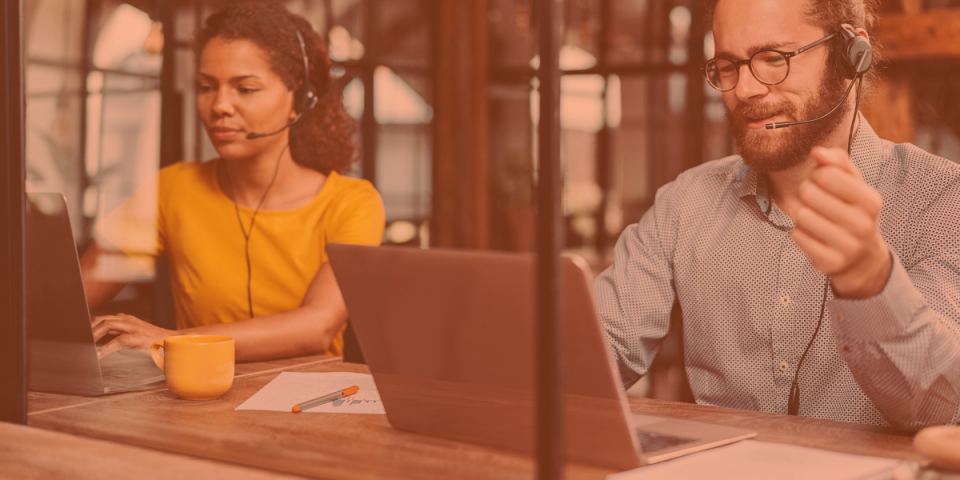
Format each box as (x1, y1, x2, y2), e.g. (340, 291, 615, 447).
(734, 64, 768, 102)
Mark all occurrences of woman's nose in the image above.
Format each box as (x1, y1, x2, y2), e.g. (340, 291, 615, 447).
(211, 88, 235, 117)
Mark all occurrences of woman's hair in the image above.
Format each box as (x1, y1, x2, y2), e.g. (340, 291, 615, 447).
(195, 2, 357, 174)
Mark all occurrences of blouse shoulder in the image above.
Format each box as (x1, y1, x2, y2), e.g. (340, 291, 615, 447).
(320, 172, 385, 246)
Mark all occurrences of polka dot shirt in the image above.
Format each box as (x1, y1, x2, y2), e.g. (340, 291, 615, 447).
(594, 116, 960, 429)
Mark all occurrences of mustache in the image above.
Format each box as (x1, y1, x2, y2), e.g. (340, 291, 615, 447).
(728, 101, 797, 127)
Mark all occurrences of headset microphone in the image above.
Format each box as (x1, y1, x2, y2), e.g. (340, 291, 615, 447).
(764, 70, 859, 130)
(765, 51, 866, 130)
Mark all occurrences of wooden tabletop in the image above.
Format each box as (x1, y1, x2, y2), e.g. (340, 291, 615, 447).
(1, 422, 306, 480)
(22, 355, 925, 479)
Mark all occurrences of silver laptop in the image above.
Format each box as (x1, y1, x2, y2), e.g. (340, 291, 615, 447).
(328, 244, 756, 470)
(26, 192, 164, 396)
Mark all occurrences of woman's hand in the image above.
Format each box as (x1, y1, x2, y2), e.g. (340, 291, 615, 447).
(91, 314, 177, 359)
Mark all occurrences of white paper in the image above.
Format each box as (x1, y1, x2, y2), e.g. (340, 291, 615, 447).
(236, 372, 385, 414)
(608, 440, 902, 480)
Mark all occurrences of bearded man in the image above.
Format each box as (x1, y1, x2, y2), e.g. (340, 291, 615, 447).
(594, 0, 960, 429)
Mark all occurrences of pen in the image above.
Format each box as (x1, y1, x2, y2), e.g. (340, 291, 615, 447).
(292, 385, 360, 413)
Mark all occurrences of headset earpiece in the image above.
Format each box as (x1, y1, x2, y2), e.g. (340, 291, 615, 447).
(293, 28, 319, 114)
(298, 82, 319, 113)
(838, 24, 873, 79)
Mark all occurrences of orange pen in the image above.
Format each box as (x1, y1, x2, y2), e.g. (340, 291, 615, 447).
(292, 385, 360, 413)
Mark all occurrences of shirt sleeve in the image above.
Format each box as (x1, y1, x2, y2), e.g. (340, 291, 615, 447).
(321, 179, 386, 263)
(829, 184, 960, 429)
(593, 179, 680, 390)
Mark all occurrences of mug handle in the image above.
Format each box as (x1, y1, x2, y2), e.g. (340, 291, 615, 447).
(150, 341, 164, 371)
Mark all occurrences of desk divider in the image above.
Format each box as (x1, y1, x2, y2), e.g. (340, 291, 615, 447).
(536, 0, 565, 478)
(0, 0, 27, 426)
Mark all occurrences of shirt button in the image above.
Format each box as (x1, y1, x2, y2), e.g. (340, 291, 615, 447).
(778, 361, 790, 373)
(834, 313, 846, 322)
(779, 295, 791, 306)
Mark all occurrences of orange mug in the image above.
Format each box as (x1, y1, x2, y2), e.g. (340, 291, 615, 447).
(150, 335, 235, 400)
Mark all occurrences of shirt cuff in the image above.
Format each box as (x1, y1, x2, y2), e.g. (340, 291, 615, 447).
(828, 252, 926, 342)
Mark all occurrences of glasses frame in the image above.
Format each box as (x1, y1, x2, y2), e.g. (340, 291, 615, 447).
(701, 33, 837, 92)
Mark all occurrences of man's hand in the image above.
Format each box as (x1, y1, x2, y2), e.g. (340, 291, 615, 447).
(92, 313, 177, 359)
(790, 146, 892, 299)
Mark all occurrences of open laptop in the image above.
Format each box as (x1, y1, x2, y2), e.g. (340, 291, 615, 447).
(26, 192, 164, 396)
(328, 244, 756, 470)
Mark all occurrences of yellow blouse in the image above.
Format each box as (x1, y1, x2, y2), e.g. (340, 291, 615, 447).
(97, 160, 385, 356)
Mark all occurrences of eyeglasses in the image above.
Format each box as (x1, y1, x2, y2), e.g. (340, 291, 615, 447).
(701, 33, 836, 92)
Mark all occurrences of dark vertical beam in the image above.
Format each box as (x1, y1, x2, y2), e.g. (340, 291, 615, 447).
(468, 0, 489, 249)
(536, 0, 563, 477)
(0, 0, 27, 425)
(159, 0, 181, 169)
(432, 0, 455, 247)
(684, 1, 706, 171)
(78, 0, 99, 243)
(323, 0, 333, 44)
(431, 0, 489, 249)
(594, 0, 612, 253)
(361, 0, 377, 185)
(194, 0, 204, 163)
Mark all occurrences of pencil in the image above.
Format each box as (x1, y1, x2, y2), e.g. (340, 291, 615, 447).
(292, 385, 360, 413)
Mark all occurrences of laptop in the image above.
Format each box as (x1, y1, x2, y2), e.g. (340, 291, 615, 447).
(328, 244, 756, 470)
(26, 192, 164, 396)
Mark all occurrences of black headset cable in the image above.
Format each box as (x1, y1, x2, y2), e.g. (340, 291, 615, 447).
(225, 143, 287, 318)
(788, 68, 864, 416)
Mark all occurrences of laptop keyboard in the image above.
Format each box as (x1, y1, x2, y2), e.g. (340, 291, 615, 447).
(636, 431, 697, 453)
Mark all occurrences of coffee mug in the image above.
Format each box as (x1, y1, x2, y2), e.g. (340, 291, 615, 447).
(150, 335, 235, 400)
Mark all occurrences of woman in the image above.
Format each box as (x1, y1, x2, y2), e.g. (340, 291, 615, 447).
(81, 3, 384, 362)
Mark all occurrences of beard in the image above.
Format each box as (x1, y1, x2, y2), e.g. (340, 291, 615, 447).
(728, 68, 849, 173)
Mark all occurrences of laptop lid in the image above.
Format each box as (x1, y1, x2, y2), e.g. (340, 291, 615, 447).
(25, 193, 106, 396)
(328, 244, 643, 470)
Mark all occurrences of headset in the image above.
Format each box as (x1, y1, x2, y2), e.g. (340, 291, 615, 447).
(771, 24, 873, 416)
(765, 24, 873, 131)
(246, 27, 320, 139)
(228, 22, 320, 319)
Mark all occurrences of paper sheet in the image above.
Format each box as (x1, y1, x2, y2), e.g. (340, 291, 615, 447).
(236, 372, 385, 414)
(608, 440, 903, 480)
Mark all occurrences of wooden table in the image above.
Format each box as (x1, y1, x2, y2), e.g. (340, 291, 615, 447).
(20, 354, 927, 479)
(1, 422, 304, 480)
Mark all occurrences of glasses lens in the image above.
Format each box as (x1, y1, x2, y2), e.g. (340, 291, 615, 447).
(751, 51, 789, 84)
(705, 58, 738, 91)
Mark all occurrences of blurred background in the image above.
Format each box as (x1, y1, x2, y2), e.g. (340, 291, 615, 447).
(22, 0, 960, 401)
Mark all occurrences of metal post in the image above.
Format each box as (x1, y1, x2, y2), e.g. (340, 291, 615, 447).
(361, 0, 377, 185)
(594, 0, 612, 254)
(0, 0, 27, 425)
(536, 0, 563, 478)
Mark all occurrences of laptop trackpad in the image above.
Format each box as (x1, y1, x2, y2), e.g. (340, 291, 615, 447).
(100, 350, 165, 391)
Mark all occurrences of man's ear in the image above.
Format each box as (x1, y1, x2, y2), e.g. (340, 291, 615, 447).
(855, 27, 870, 44)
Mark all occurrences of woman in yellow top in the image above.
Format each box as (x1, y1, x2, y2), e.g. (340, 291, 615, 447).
(81, 3, 384, 362)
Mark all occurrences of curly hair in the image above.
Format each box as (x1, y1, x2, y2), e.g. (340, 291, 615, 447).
(704, 0, 884, 95)
(196, 2, 357, 174)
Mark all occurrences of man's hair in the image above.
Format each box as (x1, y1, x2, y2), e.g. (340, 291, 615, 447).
(704, 0, 883, 94)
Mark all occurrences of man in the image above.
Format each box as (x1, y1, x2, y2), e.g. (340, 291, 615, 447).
(595, 0, 960, 429)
